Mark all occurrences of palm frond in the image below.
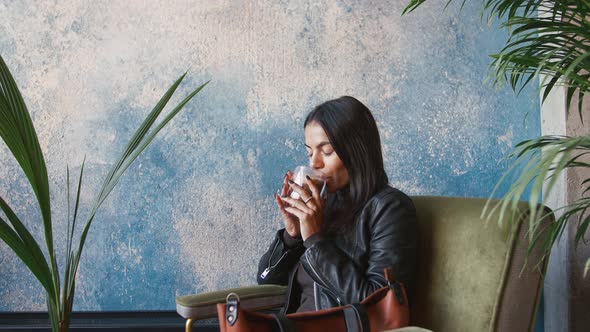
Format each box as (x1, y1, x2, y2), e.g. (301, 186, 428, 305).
(60, 158, 84, 324)
(46, 296, 59, 332)
(403, 1, 590, 117)
(0, 55, 54, 264)
(0, 195, 54, 295)
(0, 55, 60, 308)
(489, 10, 590, 117)
(0, 52, 208, 330)
(485, 136, 590, 259)
(0, 214, 52, 293)
(402, 0, 428, 15)
(402, 0, 590, 276)
(71, 78, 210, 283)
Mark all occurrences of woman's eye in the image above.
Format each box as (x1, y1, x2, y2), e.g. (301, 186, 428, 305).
(322, 151, 333, 156)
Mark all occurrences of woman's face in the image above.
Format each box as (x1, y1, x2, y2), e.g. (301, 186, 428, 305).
(304, 121, 350, 193)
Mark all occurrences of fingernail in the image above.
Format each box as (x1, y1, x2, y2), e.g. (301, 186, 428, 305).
(288, 179, 294, 185)
(280, 194, 287, 198)
(305, 175, 311, 181)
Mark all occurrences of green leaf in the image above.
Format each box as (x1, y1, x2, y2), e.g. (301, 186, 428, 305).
(68, 158, 85, 257)
(92, 73, 188, 210)
(72, 77, 209, 277)
(403, 0, 590, 272)
(0, 55, 53, 259)
(46, 296, 59, 332)
(63, 159, 85, 316)
(574, 213, 590, 246)
(402, 0, 428, 15)
(0, 53, 210, 329)
(485, 136, 590, 271)
(0, 198, 54, 295)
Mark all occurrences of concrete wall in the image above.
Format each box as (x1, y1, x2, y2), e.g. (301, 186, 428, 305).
(565, 95, 590, 332)
(0, 0, 540, 311)
(542, 86, 590, 332)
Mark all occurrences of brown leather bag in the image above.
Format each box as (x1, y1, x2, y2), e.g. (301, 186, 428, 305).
(217, 269, 409, 332)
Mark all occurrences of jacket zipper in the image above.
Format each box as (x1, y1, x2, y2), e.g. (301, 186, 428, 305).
(260, 238, 288, 279)
(304, 251, 342, 306)
(313, 282, 320, 310)
(283, 263, 299, 314)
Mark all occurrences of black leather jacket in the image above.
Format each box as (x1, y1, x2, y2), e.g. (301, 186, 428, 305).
(257, 186, 418, 311)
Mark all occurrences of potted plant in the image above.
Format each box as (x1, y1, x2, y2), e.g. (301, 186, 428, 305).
(403, 0, 590, 275)
(0, 54, 208, 331)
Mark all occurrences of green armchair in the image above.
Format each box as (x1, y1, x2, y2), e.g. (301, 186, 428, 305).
(176, 196, 550, 332)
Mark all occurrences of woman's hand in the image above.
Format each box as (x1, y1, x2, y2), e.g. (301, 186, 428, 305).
(281, 176, 326, 241)
(275, 170, 301, 238)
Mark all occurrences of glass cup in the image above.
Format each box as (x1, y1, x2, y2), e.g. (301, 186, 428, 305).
(287, 166, 327, 200)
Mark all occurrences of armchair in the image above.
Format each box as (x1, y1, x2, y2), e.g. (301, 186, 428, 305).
(176, 196, 550, 332)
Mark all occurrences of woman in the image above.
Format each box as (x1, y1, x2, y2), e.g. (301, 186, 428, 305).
(257, 96, 418, 313)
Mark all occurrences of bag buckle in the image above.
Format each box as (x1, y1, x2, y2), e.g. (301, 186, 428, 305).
(226, 293, 240, 326)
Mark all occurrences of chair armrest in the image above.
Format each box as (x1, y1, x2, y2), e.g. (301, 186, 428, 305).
(385, 327, 434, 332)
(176, 284, 287, 320)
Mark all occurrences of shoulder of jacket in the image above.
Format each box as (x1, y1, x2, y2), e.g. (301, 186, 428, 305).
(366, 185, 414, 210)
(356, 186, 416, 233)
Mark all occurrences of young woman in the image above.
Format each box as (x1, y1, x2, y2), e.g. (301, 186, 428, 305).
(257, 96, 418, 313)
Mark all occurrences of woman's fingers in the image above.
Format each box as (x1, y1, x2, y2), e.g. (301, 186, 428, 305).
(276, 194, 298, 218)
(288, 180, 315, 202)
(275, 193, 286, 210)
(283, 178, 323, 241)
(285, 202, 322, 241)
(285, 206, 306, 221)
(288, 178, 320, 210)
(280, 195, 314, 214)
(288, 180, 306, 196)
(281, 171, 292, 196)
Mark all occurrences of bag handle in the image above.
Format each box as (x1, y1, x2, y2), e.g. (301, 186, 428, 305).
(271, 313, 297, 332)
(271, 304, 369, 332)
(225, 293, 297, 332)
(343, 303, 370, 332)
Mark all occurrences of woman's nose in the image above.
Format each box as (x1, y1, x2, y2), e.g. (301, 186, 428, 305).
(309, 153, 323, 169)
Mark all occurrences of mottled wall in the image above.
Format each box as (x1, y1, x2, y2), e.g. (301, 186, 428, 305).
(0, 0, 539, 311)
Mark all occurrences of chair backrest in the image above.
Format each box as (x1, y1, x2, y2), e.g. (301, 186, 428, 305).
(410, 196, 550, 332)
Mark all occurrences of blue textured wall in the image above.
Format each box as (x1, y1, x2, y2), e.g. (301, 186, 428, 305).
(0, 1, 539, 311)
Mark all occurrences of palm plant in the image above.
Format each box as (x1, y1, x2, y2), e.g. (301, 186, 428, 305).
(0, 54, 208, 331)
(403, 0, 590, 274)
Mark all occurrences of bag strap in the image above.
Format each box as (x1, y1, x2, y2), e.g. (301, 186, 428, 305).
(271, 313, 297, 332)
(384, 268, 405, 305)
(384, 267, 395, 283)
(343, 303, 370, 332)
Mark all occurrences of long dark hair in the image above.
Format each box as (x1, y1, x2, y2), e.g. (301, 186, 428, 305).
(304, 96, 389, 232)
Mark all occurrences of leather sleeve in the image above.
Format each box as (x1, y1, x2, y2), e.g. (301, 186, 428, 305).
(300, 190, 418, 304)
(256, 229, 306, 285)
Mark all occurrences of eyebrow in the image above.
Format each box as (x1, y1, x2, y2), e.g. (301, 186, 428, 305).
(304, 141, 332, 149)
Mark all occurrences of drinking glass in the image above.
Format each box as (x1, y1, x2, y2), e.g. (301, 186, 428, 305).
(287, 166, 327, 200)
